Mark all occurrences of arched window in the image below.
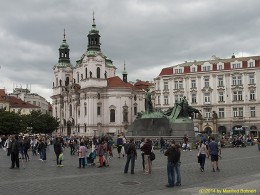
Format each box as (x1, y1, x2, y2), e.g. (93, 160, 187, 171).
(69, 104, 72, 117)
(134, 107, 137, 115)
(84, 105, 87, 115)
(77, 73, 79, 83)
(56, 78, 58, 87)
(110, 109, 115, 122)
(97, 67, 100, 78)
(85, 68, 88, 79)
(65, 77, 69, 86)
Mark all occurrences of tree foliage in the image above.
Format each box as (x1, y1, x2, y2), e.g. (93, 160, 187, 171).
(0, 110, 59, 135)
(26, 110, 60, 134)
(0, 110, 26, 135)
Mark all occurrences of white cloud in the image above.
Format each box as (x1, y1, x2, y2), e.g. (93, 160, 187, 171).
(1, 0, 260, 102)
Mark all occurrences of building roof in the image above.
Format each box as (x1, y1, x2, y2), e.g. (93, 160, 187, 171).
(174, 55, 260, 67)
(107, 76, 135, 89)
(158, 55, 260, 76)
(0, 89, 7, 101)
(134, 80, 152, 90)
(159, 67, 173, 76)
(8, 96, 40, 109)
(48, 103, 52, 111)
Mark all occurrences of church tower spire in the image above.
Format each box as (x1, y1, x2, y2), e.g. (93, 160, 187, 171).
(122, 61, 128, 83)
(58, 29, 70, 63)
(87, 12, 101, 51)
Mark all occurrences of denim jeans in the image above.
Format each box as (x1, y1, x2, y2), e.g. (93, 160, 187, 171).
(124, 153, 135, 174)
(79, 158, 85, 168)
(174, 162, 181, 185)
(199, 154, 206, 169)
(167, 162, 175, 186)
(41, 148, 46, 160)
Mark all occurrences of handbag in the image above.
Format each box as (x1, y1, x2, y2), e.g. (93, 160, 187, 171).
(150, 151, 155, 161)
(197, 152, 201, 163)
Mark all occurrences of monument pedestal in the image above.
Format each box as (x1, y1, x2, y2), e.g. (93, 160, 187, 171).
(170, 118, 195, 138)
(127, 118, 171, 136)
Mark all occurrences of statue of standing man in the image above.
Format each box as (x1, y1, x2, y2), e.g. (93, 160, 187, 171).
(181, 96, 189, 117)
(145, 89, 153, 113)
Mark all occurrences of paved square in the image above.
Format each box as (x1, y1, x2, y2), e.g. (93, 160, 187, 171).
(0, 145, 259, 195)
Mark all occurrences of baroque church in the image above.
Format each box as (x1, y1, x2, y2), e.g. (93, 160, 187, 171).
(51, 16, 148, 136)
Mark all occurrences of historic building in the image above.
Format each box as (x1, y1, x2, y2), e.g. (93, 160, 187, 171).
(9, 87, 50, 115)
(0, 89, 10, 111)
(0, 88, 40, 114)
(51, 16, 146, 136)
(154, 54, 260, 135)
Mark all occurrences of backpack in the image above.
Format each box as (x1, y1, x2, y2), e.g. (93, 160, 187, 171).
(150, 151, 155, 161)
(172, 148, 180, 164)
(117, 138, 123, 146)
(124, 143, 131, 155)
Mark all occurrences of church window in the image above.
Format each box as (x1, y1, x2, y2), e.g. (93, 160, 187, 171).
(85, 68, 88, 78)
(97, 67, 100, 78)
(134, 106, 137, 115)
(69, 104, 72, 117)
(97, 106, 101, 116)
(56, 78, 58, 87)
(65, 77, 69, 86)
(110, 109, 115, 122)
(77, 73, 79, 83)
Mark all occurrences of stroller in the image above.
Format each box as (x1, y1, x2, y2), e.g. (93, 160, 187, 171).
(87, 150, 97, 166)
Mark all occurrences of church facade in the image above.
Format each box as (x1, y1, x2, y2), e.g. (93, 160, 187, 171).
(51, 17, 146, 136)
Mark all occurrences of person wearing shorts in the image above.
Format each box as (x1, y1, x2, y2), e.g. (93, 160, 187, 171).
(208, 136, 220, 172)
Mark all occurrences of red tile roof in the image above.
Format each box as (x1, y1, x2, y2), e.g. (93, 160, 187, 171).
(134, 81, 151, 90)
(48, 103, 52, 111)
(107, 76, 133, 89)
(159, 67, 173, 76)
(8, 96, 40, 109)
(0, 89, 7, 101)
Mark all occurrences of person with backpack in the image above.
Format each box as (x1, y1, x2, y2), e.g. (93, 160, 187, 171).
(141, 138, 152, 175)
(197, 140, 209, 172)
(164, 140, 181, 187)
(116, 135, 123, 158)
(124, 138, 137, 174)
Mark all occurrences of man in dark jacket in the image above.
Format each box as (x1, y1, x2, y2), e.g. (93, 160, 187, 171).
(53, 137, 63, 166)
(124, 138, 137, 174)
(164, 140, 181, 187)
(10, 135, 19, 169)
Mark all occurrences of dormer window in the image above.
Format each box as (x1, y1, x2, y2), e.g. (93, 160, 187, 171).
(217, 63, 224, 70)
(248, 61, 255, 68)
(174, 68, 183, 74)
(231, 63, 241, 69)
(190, 65, 197, 73)
(203, 66, 211, 72)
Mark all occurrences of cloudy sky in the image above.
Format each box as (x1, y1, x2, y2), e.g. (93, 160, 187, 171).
(1, 0, 260, 102)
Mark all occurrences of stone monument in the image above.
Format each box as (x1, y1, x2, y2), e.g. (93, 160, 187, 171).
(128, 94, 200, 138)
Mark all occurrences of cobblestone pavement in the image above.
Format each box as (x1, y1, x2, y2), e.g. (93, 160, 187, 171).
(0, 145, 259, 195)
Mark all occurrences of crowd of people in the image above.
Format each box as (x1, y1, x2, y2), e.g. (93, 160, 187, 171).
(0, 133, 259, 189)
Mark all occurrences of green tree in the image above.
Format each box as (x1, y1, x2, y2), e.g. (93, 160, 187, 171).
(26, 110, 59, 134)
(0, 110, 27, 135)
